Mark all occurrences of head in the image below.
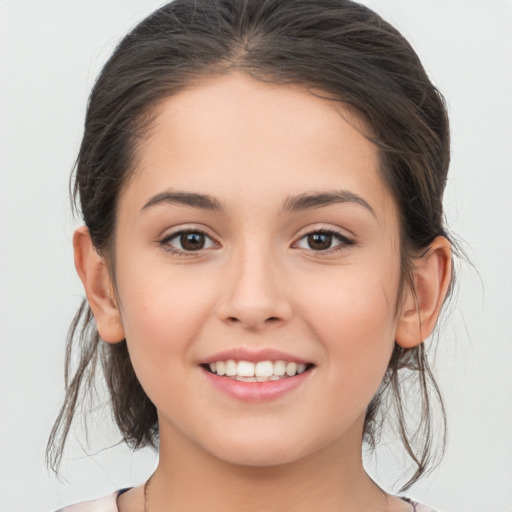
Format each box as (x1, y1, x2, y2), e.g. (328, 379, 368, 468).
(48, 0, 453, 490)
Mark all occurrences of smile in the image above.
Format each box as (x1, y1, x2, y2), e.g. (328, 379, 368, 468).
(205, 360, 312, 382)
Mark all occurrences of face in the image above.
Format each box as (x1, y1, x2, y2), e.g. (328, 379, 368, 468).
(112, 74, 405, 467)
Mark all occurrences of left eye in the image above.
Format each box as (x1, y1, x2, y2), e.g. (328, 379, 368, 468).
(295, 231, 350, 251)
(163, 231, 216, 252)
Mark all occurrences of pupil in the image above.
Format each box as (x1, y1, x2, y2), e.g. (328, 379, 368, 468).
(181, 232, 205, 250)
(308, 233, 332, 250)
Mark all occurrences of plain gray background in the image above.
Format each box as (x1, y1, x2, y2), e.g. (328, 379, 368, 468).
(0, 1, 511, 511)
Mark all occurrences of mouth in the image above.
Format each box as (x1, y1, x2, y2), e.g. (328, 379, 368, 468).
(201, 359, 315, 382)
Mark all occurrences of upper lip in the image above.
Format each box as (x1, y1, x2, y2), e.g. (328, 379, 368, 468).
(200, 347, 312, 365)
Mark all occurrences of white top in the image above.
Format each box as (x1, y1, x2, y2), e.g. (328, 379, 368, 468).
(56, 489, 437, 511)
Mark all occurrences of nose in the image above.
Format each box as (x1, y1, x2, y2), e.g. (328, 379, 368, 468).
(216, 245, 293, 331)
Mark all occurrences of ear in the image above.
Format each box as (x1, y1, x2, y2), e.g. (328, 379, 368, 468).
(395, 236, 452, 349)
(73, 226, 125, 343)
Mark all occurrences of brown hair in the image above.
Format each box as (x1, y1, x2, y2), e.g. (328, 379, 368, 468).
(47, 0, 453, 491)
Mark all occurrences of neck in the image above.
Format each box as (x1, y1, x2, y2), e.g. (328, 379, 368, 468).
(147, 417, 390, 512)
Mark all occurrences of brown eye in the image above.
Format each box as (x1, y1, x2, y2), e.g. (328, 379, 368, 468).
(306, 233, 333, 250)
(295, 230, 353, 252)
(180, 232, 206, 250)
(162, 230, 216, 254)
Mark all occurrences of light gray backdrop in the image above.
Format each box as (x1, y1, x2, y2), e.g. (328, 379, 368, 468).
(0, 1, 511, 511)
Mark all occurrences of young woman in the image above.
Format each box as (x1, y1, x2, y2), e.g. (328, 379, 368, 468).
(48, 1, 454, 510)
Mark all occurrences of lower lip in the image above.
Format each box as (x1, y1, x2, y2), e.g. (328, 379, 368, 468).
(202, 368, 312, 402)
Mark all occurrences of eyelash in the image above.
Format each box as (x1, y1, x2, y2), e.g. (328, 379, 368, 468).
(158, 228, 354, 257)
(158, 229, 218, 257)
(294, 228, 355, 255)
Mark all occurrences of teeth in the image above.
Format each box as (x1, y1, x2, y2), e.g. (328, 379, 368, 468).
(285, 362, 297, 376)
(225, 359, 237, 376)
(273, 360, 286, 376)
(255, 361, 273, 377)
(237, 361, 255, 377)
(216, 361, 226, 376)
(206, 359, 310, 380)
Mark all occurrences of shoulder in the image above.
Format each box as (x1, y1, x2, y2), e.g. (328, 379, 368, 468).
(413, 504, 438, 512)
(55, 489, 126, 512)
(401, 497, 438, 512)
(414, 504, 438, 512)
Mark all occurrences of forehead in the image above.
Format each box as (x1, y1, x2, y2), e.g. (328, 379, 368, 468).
(123, 73, 397, 225)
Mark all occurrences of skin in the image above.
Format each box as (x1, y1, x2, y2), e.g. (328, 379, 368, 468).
(75, 74, 452, 511)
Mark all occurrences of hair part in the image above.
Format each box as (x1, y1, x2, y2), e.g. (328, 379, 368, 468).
(48, 0, 453, 491)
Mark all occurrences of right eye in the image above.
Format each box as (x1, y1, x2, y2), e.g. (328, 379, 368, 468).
(160, 230, 217, 255)
(293, 229, 354, 254)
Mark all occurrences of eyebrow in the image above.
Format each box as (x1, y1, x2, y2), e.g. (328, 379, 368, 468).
(283, 190, 375, 216)
(142, 191, 223, 212)
(141, 189, 375, 216)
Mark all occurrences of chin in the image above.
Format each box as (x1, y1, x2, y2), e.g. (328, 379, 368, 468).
(203, 429, 325, 469)
(217, 449, 305, 469)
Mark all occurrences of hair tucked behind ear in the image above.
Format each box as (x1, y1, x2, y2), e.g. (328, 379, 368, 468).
(48, 0, 454, 490)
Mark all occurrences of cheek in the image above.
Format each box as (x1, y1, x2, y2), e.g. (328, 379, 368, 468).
(304, 263, 399, 336)
(114, 263, 216, 387)
(301, 265, 399, 399)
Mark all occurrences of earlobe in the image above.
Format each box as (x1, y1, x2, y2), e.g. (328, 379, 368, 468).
(73, 226, 125, 343)
(395, 236, 452, 349)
